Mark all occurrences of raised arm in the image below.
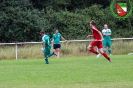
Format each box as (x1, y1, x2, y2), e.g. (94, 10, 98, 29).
(87, 35, 94, 38)
(61, 36, 67, 41)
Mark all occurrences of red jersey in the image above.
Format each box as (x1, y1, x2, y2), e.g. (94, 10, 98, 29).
(91, 26, 102, 41)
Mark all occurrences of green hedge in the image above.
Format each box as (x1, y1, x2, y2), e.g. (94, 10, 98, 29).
(0, 0, 133, 42)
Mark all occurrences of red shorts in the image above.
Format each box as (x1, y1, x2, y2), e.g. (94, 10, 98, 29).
(90, 41, 103, 49)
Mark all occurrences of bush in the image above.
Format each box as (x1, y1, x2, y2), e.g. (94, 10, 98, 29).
(0, 0, 133, 42)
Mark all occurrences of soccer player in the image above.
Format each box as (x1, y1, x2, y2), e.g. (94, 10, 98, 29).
(40, 30, 56, 64)
(87, 20, 111, 62)
(52, 29, 67, 58)
(102, 24, 112, 55)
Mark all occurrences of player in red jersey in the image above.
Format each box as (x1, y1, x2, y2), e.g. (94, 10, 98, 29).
(87, 20, 111, 62)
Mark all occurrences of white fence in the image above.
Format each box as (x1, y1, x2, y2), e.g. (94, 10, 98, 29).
(0, 38, 133, 60)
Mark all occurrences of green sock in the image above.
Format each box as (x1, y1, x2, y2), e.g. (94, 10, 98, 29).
(103, 50, 106, 53)
(45, 58, 49, 64)
(108, 50, 112, 55)
(48, 52, 54, 57)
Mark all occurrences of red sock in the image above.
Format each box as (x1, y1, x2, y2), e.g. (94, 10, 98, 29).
(102, 53, 111, 61)
(89, 48, 99, 55)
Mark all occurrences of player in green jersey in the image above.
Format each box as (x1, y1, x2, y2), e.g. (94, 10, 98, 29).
(40, 30, 56, 64)
(102, 24, 112, 55)
(52, 29, 67, 58)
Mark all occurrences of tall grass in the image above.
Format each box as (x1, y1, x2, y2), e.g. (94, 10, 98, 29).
(0, 40, 133, 60)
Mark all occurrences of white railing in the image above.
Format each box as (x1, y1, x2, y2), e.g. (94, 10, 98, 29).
(0, 38, 133, 60)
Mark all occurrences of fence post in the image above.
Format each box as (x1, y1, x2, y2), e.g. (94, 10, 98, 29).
(15, 43, 18, 60)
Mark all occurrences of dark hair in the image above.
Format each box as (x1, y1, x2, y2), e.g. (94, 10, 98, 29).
(55, 28, 59, 31)
(90, 20, 96, 25)
(40, 30, 45, 34)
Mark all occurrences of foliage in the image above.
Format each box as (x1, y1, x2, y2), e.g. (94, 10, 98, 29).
(0, 0, 133, 42)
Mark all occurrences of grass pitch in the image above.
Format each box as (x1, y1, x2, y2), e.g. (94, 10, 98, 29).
(0, 55, 133, 88)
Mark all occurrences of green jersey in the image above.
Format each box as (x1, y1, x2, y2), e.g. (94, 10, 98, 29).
(52, 33, 62, 44)
(42, 35, 51, 48)
(102, 29, 111, 39)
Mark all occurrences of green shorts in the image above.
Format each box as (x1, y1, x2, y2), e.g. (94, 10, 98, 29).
(103, 39, 111, 47)
(43, 46, 51, 57)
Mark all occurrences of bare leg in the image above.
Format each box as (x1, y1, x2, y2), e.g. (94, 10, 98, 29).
(55, 48, 60, 58)
(99, 48, 111, 62)
(87, 45, 99, 55)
